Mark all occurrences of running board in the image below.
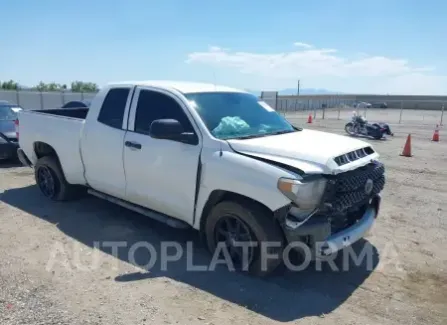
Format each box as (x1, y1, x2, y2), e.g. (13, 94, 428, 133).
(87, 189, 191, 229)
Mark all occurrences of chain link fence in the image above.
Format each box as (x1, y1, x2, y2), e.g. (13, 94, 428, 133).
(0, 90, 98, 110)
(2, 89, 445, 126)
(273, 97, 445, 126)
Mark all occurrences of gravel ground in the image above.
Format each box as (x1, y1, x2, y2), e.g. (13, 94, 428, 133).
(0, 117, 446, 325)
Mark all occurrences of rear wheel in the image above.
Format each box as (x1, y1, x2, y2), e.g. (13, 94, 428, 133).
(34, 156, 84, 201)
(373, 129, 384, 140)
(205, 200, 285, 277)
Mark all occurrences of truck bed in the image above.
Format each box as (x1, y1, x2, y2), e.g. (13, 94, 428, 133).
(32, 108, 89, 119)
(18, 109, 87, 185)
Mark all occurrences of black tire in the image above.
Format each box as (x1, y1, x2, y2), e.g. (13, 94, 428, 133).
(205, 199, 285, 277)
(373, 132, 383, 140)
(34, 156, 84, 201)
(345, 122, 355, 135)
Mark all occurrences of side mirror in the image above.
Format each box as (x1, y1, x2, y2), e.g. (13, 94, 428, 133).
(149, 119, 197, 145)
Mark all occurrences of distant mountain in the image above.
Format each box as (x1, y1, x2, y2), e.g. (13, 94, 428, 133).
(247, 88, 341, 96)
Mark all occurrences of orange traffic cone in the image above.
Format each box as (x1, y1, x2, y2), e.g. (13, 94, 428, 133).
(400, 134, 412, 157)
(307, 114, 313, 124)
(432, 125, 440, 142)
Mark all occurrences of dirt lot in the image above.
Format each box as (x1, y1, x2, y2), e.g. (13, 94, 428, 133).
(1, 117, 446, 325)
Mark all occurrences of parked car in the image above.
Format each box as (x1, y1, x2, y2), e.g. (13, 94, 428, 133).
(371, 102, 388, 108)
(353, 101, 372, 108)
(0, 101, 22, 160)
(16, 81, 385, 276)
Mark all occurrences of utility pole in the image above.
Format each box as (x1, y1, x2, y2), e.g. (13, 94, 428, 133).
(297, 79, 300, 96)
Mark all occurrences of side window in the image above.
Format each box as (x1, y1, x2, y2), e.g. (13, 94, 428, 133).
(97, 88, 130, 129)
(134, 90, 195, 135)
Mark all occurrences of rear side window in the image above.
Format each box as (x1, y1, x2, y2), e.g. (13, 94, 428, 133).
(97, 88, 130, 129)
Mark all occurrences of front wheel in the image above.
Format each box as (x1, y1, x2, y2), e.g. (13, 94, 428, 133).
(205, 200, 285, 277)
(345, 122, 356, 135)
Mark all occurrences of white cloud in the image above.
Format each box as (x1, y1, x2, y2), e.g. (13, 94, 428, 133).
(186, 44, 447, 94)
(293, 42, 313, 49)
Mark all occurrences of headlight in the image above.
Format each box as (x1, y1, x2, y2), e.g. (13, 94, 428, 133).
(277, 177, 327, 211)
(0, 136, 7, 144)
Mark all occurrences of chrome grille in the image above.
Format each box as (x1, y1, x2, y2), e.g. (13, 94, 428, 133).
(319, 161, 385, 234)
(333, 146, 375, 166)
(324, 161, 385, 213)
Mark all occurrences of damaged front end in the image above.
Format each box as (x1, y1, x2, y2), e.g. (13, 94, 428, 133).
(275, 160, 385, 257)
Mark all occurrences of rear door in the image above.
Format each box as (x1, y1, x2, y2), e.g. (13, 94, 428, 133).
(81, 87, 133, 199)
(123, 87, 201, 225)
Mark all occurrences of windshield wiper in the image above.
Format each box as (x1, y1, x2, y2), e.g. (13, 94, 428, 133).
(231, 134, 270, 140)
(230, 129, 298, 140)
(267, 130, 298, 136)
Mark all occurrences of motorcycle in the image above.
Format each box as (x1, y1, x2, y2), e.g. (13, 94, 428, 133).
(345, 112, 394, 140)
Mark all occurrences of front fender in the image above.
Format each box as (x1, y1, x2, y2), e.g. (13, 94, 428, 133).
(193, 148, 295, 229)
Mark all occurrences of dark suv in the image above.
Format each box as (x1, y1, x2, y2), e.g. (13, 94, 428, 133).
(0, 101, 21, 160)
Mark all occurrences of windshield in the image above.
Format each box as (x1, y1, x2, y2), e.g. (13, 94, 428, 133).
(184, 92, 296, 140)
(0, 105, 21, 121)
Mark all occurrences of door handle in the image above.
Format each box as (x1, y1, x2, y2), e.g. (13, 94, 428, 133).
(125, 141, 142, 150)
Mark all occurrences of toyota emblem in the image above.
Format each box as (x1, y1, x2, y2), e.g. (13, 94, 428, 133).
(364, 179, 374, 195)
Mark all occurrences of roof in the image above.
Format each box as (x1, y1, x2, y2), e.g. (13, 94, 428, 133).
(107, 80, 248, 94)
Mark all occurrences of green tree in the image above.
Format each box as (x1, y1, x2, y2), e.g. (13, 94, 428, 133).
(0, 80, 19, 90)
(32, 81, 69, 92)
(47, 82, 60, 91)
(34, 81, 48, 91)
(0, 80, 98, 92)
(71, 81, 99, 93)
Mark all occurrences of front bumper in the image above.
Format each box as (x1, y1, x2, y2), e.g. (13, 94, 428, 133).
(318, 204, 376, 256)
(0, 142, 19, 160)
(283, 194, 381, 257)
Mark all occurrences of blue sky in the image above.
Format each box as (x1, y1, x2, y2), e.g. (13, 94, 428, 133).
(1, 0, 446, 94)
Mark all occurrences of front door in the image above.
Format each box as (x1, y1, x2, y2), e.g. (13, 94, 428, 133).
(123, 87, 201, 225)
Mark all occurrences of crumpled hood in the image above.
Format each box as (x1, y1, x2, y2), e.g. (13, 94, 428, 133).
(227, 129, 379, 175)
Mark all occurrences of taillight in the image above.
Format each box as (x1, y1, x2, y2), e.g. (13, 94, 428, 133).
(15, 118, 19, 140)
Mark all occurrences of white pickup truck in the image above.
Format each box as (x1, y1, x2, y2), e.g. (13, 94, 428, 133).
(16, 81, 385, 276)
